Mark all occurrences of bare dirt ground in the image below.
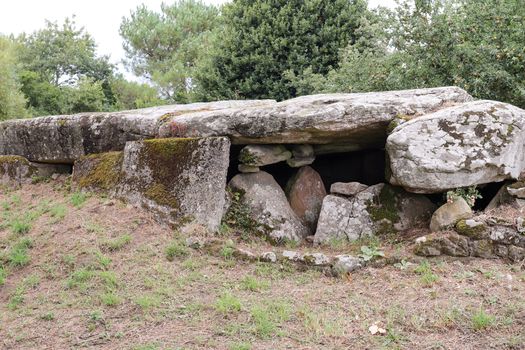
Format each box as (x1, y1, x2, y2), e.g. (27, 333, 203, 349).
(1, 181, 524, 350)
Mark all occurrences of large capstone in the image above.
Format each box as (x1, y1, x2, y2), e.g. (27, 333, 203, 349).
(314, 184, 436, 244)
(387, 100, 525, 193)
(157, 87, 472, 147)
(228, 171, 308, 243)
(114, 137, 230, 231)
(0, 100, 271, 164)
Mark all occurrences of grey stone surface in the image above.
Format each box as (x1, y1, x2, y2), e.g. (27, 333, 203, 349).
(331, 255, 363, 275)
(1, 155, 70, 187)
(115, 137, 230, 231)
(315, 184, 435, 244)
(0, 100, 271, 163)
(330, 182, 368, 196)
(430, 197, 472, 232)
(238, 164, 260, 173)
(387, 100, 525, 193)
(158, 87, 472, 146)
(285, 166, 326, 234)
(238, 145, 291, 166)
(228, 171, 308, 243)
(287, 144, 315, 167)
(303, 252, 330, 266)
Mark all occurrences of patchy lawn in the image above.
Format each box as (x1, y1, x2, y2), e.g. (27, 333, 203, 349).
(1, 181, 524, 350)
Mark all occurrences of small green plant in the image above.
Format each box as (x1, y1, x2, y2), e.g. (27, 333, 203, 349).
(471, 308, 495, 330)
(220, 241, 236, 260)
(49, 204, 67, 222)
(446, 186, 482, 207)
(223, 190, 262, 238)
(40, 312, 55, 321)
(215, 292, 242, 314)
(358, 245, 385, 262)
(135, 294, 161, 310)
(70, 192, 87, 208)
(66, 268, 94, 289)
(10, 219, 31, 235)
(415, 261, 439, 286)
(100, 291, 121, 307)
(229, 342, 251, 350)
(394, 259, 411, 270)
(241, 275, 270, 292)
(100, 234, 132, 251)
(8, 246, 31, 267)
(95, 251, 112, 269)
(165, 239, 189, 261)
(0, 265, 6, 285)
(7, 285, 26, 310)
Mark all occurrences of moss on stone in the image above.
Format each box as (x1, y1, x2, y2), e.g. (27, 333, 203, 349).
(238, 148, 259, 166)
(0, 155, 30, 165)
(77, 151, 123, 191)
(368, 185, 401, 224)
(508, 181, 525, 189)
(0, 155, 35, 179)
(144, 183, 179, 208)
(455, 219, 487, 240)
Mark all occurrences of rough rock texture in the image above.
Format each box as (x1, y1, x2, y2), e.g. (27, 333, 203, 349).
(330, 182, 368, 196)
(416, 214, 525, 261)
(314, 184, 435, 244)
(287, 144, 315, 167)
(72, 151, 123, 193)
(430, 197, 472, 232)
(0, 155, 36, 186)
(387, 100, 525, 193)
(0, 100, 271, 164)
(331, 255, 363, 276)
(507, 182, 525, 199)
(285, 166, 327, 233)
(158, 87, 472, 146)
(1, 155, 70, 186)
(228, 171, 308, 243)
(238, 145, 291, 166)
(115, 137, 230, 231)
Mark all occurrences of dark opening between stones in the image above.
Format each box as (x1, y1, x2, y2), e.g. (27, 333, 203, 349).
(476, 181, 506, 211)
(227, 145, 386, 190)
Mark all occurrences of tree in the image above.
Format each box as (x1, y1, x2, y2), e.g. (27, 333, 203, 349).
(195, 0, 369, 101)
(18, 18, 115, 115)
(293, 0, 525, 108)
(0, 36, 28, 120)
(120, 0, 221, 102)
(110, 75, 166, 110)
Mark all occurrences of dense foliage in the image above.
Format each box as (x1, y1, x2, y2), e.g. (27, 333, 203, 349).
(0, 0, 523, 120)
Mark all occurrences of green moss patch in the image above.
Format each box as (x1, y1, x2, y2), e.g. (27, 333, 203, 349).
(77, 152, 123, 191)
(145, 183, 178, 208)
(455, 219, 488, 240)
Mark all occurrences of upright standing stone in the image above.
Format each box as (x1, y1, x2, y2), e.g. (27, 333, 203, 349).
(285, 166, 327, 233)
(115, 137, 230, 231)
(228, 171, 308, 243)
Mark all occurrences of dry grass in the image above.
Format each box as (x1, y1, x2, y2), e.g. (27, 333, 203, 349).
(1, 182, 524, 350)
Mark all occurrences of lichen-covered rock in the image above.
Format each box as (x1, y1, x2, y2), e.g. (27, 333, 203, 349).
(387, 100, 525, 193)
(314, 184, 435, 244)
(0, 155, 69, 186)
(115, 137, 230, 231)
(285, 166, 326, 234)
(507, 182, 525, 198)
(489, 224, 525, 248)
(228, 171, 308, 243)
(508, 246, 525, 262)
(430, 197, 472, 232)
(471, 240, 495, 258)
(414, 233, 470, 257)
(0, 100, 271, 163)
(303, 252, 330, 266)
(158, 87, 472, 146)
(72, 151, 123, 193)
(0, 155, 36, 186)
(455, 219, 488, 240)
(238, 145, 291, 166)
(330, 182, 368, 197)
(331, 255, 363, 276)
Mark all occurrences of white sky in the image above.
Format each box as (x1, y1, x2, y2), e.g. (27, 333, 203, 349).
(0, 0, 396, 79)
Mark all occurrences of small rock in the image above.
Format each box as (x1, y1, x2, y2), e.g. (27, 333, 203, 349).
(287, 157, 315, 168)
(260, 252, 277, 263)
(455, 219, 488, 239)
(234, 248, 257, 261)
(415, 236, 427, 244)
(291, 144, 314, 159)
(430, 197, 472, 232)
(516, 217, 525, 233)
(282, 250, 303, 262)
(185, 237, 204, 249)
(508, 245, 525, 262)
(239, 145, 291, 167)
(330, 182, 368, 196)
(305, 235, 315, 243)
(471, 240, 495, 258)
(507, 184, 525, 198)
(331, 255, 362, 276)
(303, 252, 330, 266)
(238, 164, 260, 173)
